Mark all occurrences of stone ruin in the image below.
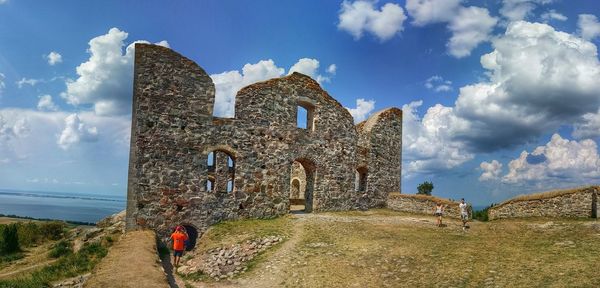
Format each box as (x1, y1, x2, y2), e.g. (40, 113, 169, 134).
(125, 44, 403, 244)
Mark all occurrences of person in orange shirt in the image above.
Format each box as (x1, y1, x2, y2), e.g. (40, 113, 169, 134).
(170, 226, 188, 266)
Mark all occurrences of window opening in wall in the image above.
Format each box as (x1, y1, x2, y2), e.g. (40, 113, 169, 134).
(227, 178, 234, 193)
(356, 167, 368, 192)
(207, 152, 215, 171)
(207, 178, 214, 192)
(206, 150, 235, 193)
(297, 106, 308, 129)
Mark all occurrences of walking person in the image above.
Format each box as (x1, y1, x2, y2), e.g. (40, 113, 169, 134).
(170, 225, 188, 267)
(433, 203, 445, 227)
(459, 198, 469, 231)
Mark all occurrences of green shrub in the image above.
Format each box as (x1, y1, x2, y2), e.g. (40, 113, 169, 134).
(0, 223, 20, 255)
(17, 222, 42, 247)
(0, 252, 23, 263)
(49, 240, 72, 258)
(0, 241, 108, 288)
(39, 221, 66, 241)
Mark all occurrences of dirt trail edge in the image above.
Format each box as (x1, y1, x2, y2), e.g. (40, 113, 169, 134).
(85, 230, 169, 288)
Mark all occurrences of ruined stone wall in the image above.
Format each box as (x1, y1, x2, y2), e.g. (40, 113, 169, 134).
(386, 193, 471, 219)
(126, 44, 403, 239)
(488, 186, 599, 220)
(357, 109, 403, 208)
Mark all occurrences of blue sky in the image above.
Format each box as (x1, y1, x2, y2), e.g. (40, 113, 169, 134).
(1, 0, 600, 206)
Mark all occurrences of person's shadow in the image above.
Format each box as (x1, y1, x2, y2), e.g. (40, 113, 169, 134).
(158, 242, 179, 288)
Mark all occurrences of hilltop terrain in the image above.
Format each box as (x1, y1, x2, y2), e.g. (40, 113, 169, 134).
(1, 209, 599, 287)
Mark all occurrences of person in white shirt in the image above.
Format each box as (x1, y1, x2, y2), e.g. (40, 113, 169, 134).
(459, 198, 469, 231)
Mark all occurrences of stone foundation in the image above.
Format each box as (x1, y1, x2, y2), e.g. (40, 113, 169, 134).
(488, 186, 599, 220)
(386, 193, 471, 219)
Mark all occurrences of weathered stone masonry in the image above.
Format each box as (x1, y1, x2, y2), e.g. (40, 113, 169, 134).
(126, 44, 403, 239)
(488, 186, 599, 220)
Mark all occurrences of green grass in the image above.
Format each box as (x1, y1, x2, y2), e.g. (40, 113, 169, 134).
(48, 240, 72, 259)
(0, 241, 109, 288)
(196, 215, 293, 253)
(0, 252, 24, 264)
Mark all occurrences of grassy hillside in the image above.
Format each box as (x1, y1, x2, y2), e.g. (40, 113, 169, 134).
(182, 209, 600, 288)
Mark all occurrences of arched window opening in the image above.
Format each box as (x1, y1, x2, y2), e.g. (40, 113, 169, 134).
(206, 149, 235, 193)
(356, 167, 368, 192)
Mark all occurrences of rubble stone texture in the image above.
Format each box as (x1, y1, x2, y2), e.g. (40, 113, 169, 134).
(386, 193, 471, 219)
(126, 44, 402, 239)
(488, 186, 599, 220)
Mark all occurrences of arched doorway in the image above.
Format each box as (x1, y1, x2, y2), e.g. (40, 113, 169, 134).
(182, 225, 198, 251)
(289, 158, 315, 213)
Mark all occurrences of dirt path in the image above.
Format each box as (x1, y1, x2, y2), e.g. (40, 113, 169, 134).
(85, 230, 169, 288)
(0, 242, 57, 280)
(0, 258, 58, 279)
(183, 212, 474, 288)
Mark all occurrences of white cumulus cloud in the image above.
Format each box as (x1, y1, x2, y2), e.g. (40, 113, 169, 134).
(346, 98, 375, 123)
(211, 58, 334, 118)
(405, 0, 461, 26)
(337, 0, 407, 41)
(37, 95, 59, 111)
(62, 28, 168, 116)
(578, 14, 600, 40)
(502, 134, 600, 183)
(447, 6, 498, 58)
(288, 58, 334, 84)
(451, 21, 600, 151)
(479, 160, 503, 181)
(499, 0, 553, 21)
(327, 64, 337, 75)
(425, 75, 452, 92)
(405, 1, 497, 58)
(57, 114, 98, 150)
(46, 51, 62, 65)
(540, 9, 567, 22)
(402, 101, 473, 177)
(573, 109, 600, 139)
(211, 60, 285, 118)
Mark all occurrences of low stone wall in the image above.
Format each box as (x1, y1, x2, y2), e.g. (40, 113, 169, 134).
(386, 193, 471, 219)
(488, 186, 599, 220)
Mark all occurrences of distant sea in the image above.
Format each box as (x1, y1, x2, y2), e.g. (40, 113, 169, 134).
(0, 189, 126, 224)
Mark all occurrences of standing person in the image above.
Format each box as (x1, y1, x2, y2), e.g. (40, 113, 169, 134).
(170, 226, 188, 267)
(433, 203, 445, 227)
(459, 198, 469, 231)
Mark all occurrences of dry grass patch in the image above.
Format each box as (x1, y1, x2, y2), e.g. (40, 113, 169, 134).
(186, 210, 600, 288)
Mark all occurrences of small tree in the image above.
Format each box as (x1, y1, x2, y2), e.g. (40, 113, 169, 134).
(0, 223, 20, 255)
(417, 181, 434, 196)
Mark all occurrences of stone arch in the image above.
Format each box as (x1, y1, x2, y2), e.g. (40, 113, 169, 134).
(291, 157, 316, 213)
(181, 224, 199, 251)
